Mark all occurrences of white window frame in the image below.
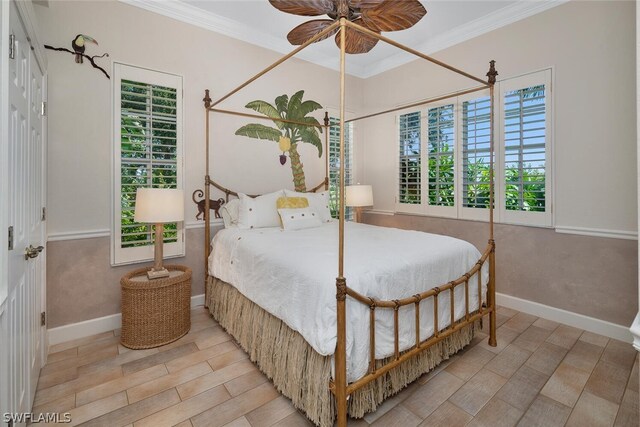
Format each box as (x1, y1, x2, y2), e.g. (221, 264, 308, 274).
(327, 109, 355, 221)
(111, 63, 185, 266)
(395, 69, 553, 228)
(499, 69, 553, 227)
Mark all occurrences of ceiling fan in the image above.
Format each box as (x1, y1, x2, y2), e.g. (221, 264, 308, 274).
(269, 0, 427, 54)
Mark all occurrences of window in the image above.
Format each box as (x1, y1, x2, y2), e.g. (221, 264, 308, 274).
(112, 64, 184, 265)
(396, 69, 552, 227)
(329, 117, 353, 220)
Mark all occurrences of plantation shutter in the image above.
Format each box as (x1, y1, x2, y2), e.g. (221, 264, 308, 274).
(398, 111, 421, 205)
(329, 117, 353, 220)
(462, 97, 491, 209)
(113, 64, 184, 265)
(427, 104, 455, 207)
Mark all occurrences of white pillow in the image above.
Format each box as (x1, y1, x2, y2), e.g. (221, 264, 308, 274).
(278, 207, 322, 231)
(237, 190, 285, 229)
(284, 190, 332, 223)
(220, 198, 240, 228)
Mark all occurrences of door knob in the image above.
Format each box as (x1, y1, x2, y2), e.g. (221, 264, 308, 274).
(25, 245, 44, 260)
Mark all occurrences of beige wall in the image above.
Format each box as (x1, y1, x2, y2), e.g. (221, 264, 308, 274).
(364, 212, 638, 326)
(358, 1, 637, 234)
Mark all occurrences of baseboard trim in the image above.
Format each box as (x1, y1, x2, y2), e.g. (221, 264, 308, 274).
(497, 292, 633, 343)
(554, 225, 637, 241)
(630, 312, 640, 351)
(47, 294, 206, 347)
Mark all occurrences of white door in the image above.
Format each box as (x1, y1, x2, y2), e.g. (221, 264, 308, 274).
(7, 0, 46, 415)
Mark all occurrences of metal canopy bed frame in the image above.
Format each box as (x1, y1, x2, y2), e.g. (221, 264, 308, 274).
(200, 17, 498, 427)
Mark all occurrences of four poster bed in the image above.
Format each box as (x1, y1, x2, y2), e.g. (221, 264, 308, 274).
(199, 16, 498, 427)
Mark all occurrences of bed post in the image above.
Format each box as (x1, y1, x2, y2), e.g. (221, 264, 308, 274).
(487, 61, 498, 347)
(335, 15, 349, 427)
(203, 90, 212, 308)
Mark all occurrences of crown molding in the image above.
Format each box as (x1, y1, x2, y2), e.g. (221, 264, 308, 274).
(120, 0, 568, 79)
(361, 0, 570, 78)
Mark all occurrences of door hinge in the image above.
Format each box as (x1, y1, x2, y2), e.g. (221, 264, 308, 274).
(9, 33, 15, 59)
(41, 312, 46, 326)
(42, 207, 46, 221)
(8, 226, 14, 251)
(41, 101, 47, 117)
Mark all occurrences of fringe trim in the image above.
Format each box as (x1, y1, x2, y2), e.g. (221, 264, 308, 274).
(207, 276, 476, 427)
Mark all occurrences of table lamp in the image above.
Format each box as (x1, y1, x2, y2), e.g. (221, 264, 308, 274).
(134, 188, 184, 279)
(345, 184, 373, 223)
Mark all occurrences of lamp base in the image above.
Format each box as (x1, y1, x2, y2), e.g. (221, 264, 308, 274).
(147, 268, 170, 280)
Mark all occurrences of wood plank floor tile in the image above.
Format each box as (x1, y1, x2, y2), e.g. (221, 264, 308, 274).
(76, 364, 168, 406)
(31, 394, 76, 417)
(614, 388, 639, 427)
(127, 362, 212, 404)
(495, 365, 549, 411)
(502, 313, 538, 333)
(445, 345, 495, 382)
(484, 344, 531, 379)
(517, 395, 571, 427)
(584, 360, 632, 405)
(579, 331, 609, 348)
(448, 369, 507, 416)
(369, 405, 421, 427)
(49, 331, 115, 354)
(175, 421, 193, 427)
(245, 396, 296, 427)
(37, 366, 78, 390)
(224, 417, 252, 427)
(418, 400, 473, 427)
(477, 325, 520, 354)
(59, 391, 128, 427)
(601, 339, 637, 370)
(566, 391, 619, 427)
(46, 347, 78, 364)
(363, 392, 405, 424)
(466, 397, 523, 427)
(525, 342, 568, 376)
(224, 369, 270, 397)
(81, 388, 181, 427)
(270, 411, 313, 427)
(41, 344, 119, 377)
(157, 325, 223, 353)
(627, 357, 639, 392)
(190, 382, 280, 427)
(545, 325, 583, 349)
(497, 306, 519, 318)
(402, 371, 464, 418)
(208, 348, 250, 371)
(77, 348, 159, 377)
(77, 335, 120, 355)
(166, 341, 238, 373)
(512, 326, 552, 353)
(563, 340, 604, 374)
(134, 385, 231, 427)
(177, 360, 257, 400)
(195, 328, 235, 350)
(121, 343, 199, 375)
(540, 362, 591, 408)
(532, 318, 560, 331)
(34, 366, 123, 407)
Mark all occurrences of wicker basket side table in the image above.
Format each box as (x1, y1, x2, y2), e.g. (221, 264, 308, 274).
(120, 265, 192, 349)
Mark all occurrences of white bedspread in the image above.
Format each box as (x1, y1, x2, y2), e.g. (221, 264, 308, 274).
(209, 221, 488, 382)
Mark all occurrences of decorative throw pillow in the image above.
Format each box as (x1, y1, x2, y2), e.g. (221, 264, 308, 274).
(278, 207, 323, 231)
(284, 190, 332, 223)
(276, 196, 309, 210)
(237, 190, 285, 229)
(220, 198, 240, 228)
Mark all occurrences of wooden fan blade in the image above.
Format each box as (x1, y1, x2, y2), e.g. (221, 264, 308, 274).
(335, 25, 379, 54)
(348, 0, 385, 10)
(287, 19, 338, 45)
(269, 0, 335, 16)
(361, 0, 427, 32)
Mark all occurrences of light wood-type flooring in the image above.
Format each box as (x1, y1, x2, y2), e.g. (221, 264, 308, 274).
(33, 306, 639, 426)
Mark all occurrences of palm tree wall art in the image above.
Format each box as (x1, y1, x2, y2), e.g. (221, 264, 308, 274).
(235, 90, 323, 192)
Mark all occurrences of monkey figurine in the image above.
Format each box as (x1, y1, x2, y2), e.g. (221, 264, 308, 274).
(192, 189, 225, 220)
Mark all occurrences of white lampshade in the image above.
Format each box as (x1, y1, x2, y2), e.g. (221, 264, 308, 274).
(346, 185, 373, 207)
(134, 188, 184, 223)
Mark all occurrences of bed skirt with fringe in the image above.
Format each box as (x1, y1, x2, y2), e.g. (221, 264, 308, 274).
(206, 276, 477, 427)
